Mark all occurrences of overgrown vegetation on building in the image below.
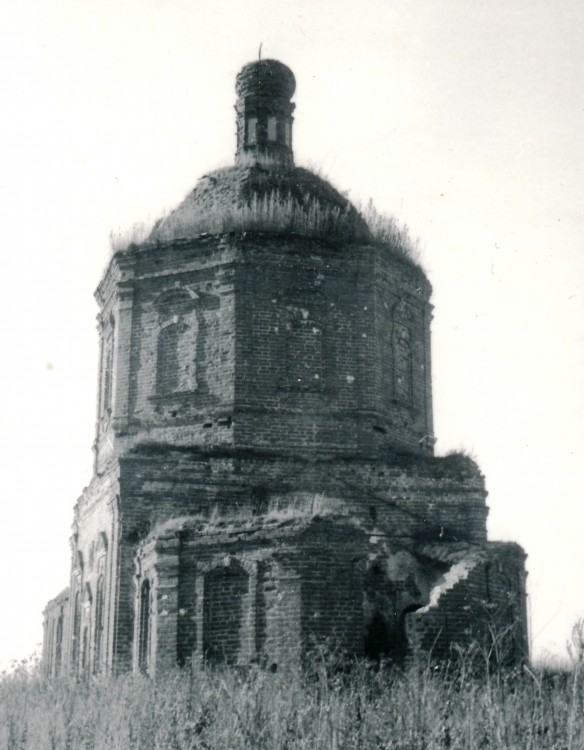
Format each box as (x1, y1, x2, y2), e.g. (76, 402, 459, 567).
(110, 186, 421, 267)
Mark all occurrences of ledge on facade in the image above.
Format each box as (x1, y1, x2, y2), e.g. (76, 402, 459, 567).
(142, 506, 360, 549)
(113, 232, 427, 282)
(121, 441, 484, 480)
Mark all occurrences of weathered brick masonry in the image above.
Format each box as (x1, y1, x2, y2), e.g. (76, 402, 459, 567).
(43, 59, 528, 677)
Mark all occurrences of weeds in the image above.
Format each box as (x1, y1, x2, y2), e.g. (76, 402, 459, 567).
(151, 189, 370, 245)
(108, 171, 422, 269)
(359, 198, 422, 265)
(567, 619, 584, 750)
(1, 652, 582, 749)
(109, 221, 153, 252)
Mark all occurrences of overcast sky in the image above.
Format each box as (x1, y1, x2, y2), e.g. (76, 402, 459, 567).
(0, 0, 582, 669)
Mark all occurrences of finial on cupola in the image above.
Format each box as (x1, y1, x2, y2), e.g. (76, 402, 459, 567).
(235, 58, 296, 168)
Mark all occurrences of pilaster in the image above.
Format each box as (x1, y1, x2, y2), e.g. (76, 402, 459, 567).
(112, 283, 134, 434)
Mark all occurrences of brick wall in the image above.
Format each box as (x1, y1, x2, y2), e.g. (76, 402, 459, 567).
(128, 514, 526, 675)
(63, 466, 120, 676)
(42, 589, 69, 677)
(234, 235, 433, 456)
(118, 447, 488, 544)
(134, 517, 367, 672)
(41, 57, 529, 677)
(44, 438, 493, 675)
(92, 232, 433, 473)
(43, 210, 525, 677)
(408, 542, 529, 664)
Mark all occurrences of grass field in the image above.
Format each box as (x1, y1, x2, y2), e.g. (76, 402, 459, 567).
(1, 649, 582, 750)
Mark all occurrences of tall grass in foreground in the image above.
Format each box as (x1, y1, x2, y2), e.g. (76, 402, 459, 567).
(1, 654, 582, 749)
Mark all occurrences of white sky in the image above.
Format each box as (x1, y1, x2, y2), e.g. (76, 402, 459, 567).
(0, 0, 582, 669)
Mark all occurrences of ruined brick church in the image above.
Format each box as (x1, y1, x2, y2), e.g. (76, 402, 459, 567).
(43, 59, 528, 676)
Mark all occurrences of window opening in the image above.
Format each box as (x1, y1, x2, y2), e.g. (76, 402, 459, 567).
(103, 328, 114, 414)
(246, 117, 257, 145)
(365, 611, 391, 660)
(46, 621, 54, 675)
(94, 575, 104, 673)
(55, 610, 63, 674)
(72, 592, 81, 670)
(138, 579, 151, 673)
(81, 626, 89, 673)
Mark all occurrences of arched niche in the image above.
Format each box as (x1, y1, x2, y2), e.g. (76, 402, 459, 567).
(94, 574, 105, 674)
(154, 287, 198, 318)
(391, 300, 415, 407)
(96, 531, 108, 552)
(71, 590, 82, 670)
(154, 288, 201, 396)
(83, 582, 93, 609)
(138, 578, 152, 674)
(74, 551, 84, 577)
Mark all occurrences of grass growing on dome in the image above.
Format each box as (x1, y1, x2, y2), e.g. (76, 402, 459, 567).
(360, 198, 422, 266)
(151, 189, 370, 244)
(108, 187, 423, 270)
(109, 221, 154, 253)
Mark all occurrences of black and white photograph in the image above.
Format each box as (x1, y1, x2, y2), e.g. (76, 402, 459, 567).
(1, 1, 583, 746)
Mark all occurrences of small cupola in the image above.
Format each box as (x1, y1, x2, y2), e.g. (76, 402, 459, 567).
(235, 59, 296, 168)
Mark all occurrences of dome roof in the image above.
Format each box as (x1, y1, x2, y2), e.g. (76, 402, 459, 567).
(145, 59, 371, 246)
(235, 59, 296, 101)
(149, 164, 371, 244)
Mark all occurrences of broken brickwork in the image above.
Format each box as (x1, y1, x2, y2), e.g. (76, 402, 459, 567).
(42, 59, 528, 678)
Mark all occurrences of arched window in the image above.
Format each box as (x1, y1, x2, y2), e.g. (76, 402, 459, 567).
(46, 621, 54, 675)
(97, 531, 108, 554)
(80, 584, 93, 676)
(81, 626, 90, 673)
(267, 116, 277, 141)
(246, 117, 257, 145)
(72, 591, 81, 671)
(102, 319, 115, 415)
(94, 575, 105, 673)
(55, 609, 64, 675)
(154, 288, 201, 397)
(75, 551, 84, 575)
(138, 579, 151, 673)
(203, 564, 249, 665)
